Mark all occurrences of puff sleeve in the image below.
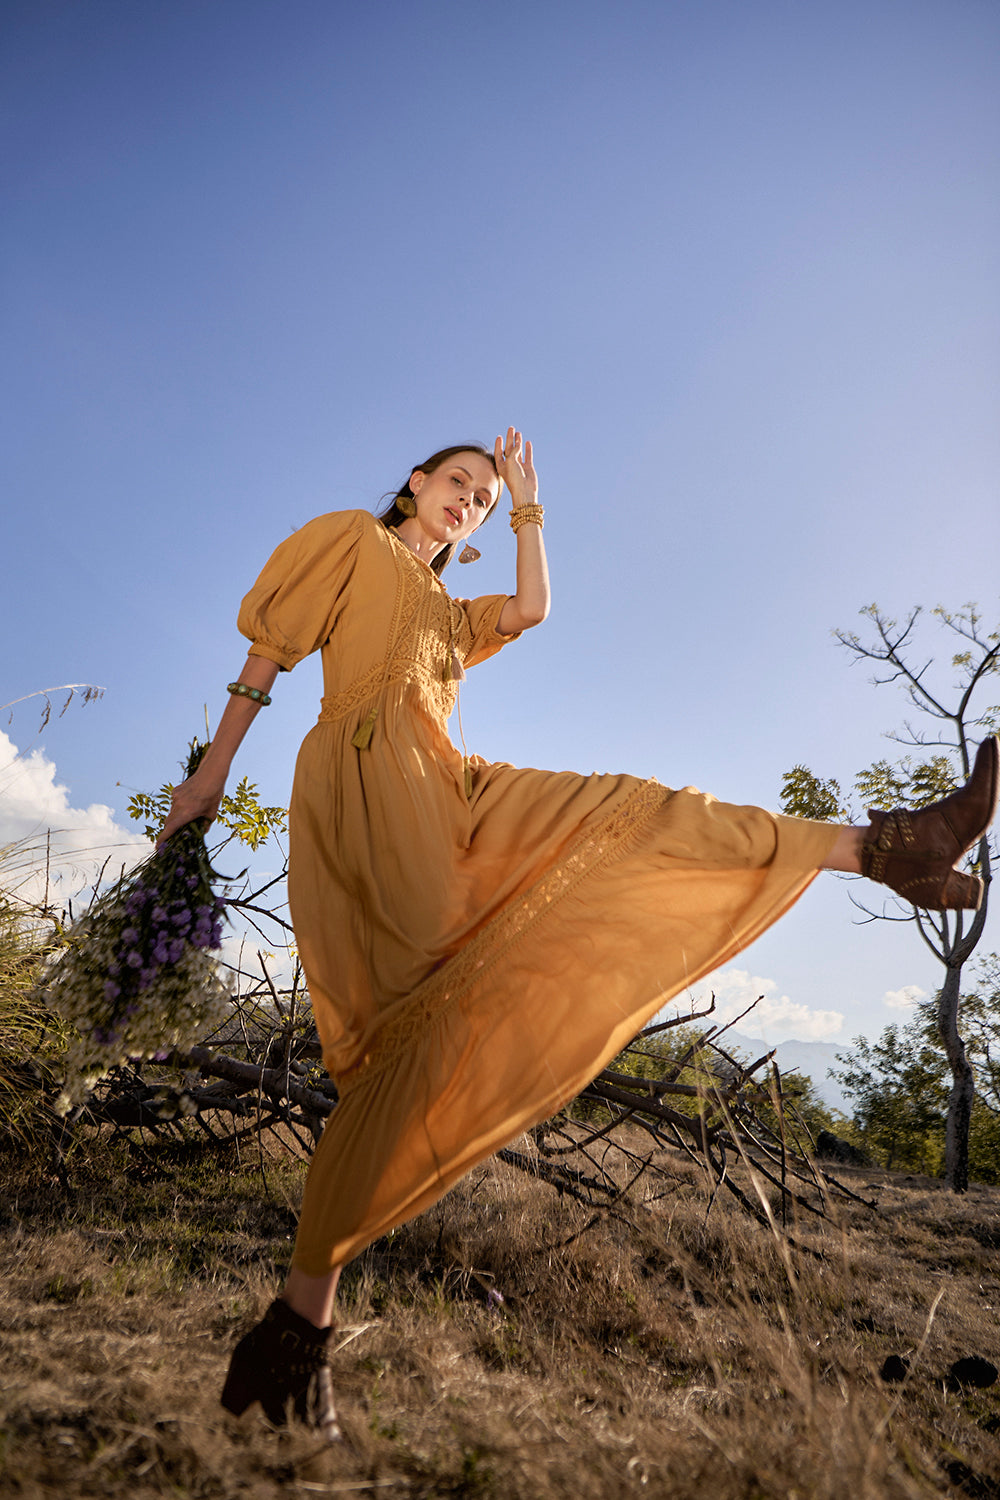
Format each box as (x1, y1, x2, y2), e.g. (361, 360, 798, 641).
(237, 511, 367, 670)
(455, 594, 523, 670)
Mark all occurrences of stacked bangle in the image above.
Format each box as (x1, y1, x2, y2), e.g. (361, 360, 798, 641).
(228, 681, 272, 707)
(509, 504, 544, 534)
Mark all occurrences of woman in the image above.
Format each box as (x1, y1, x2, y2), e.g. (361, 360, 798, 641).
(160, 428, 997, 1442)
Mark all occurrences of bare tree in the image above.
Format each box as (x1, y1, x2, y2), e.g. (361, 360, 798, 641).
(782, 603, 999, 1192)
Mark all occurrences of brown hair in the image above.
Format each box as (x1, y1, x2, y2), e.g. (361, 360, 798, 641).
(376, 443, 501, 576)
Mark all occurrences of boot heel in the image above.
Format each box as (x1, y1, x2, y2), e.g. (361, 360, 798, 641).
(941, 870, 983, 910)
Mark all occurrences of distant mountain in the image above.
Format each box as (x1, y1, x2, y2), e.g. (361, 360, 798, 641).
(724, 1032, 851, 1115)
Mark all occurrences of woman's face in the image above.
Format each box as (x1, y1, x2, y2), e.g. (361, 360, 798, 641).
(409, 451, 501, 547)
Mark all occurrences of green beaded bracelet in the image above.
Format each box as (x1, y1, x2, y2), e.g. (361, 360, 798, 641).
(227, 681, 272, 707)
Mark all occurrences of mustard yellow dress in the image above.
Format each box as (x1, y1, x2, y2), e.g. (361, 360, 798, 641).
(238, 510, 838, 1274)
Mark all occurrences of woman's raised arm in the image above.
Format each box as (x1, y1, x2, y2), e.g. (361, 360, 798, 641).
(494, 429, 550, 636)
(157, 653, 280, 846)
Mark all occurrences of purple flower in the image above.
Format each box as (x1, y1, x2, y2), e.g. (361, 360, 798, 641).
(126, 951, 143, 969)
(103, 980, 121, 1002)
(151, 905, 168, 924)
(138, 968, 156, 991)
(121, 927, 139, 945)
(171, 910, 192, 931)
(153, 1049, 170, 1062)
(168, 938, 185, 963)
(209, 921, 223, 947)
(186, 875, 198, 890)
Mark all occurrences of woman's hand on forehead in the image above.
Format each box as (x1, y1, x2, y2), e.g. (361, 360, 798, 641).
(494, 427, 538, 508)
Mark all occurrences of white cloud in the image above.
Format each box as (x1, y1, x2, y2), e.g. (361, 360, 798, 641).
(669, 966, 844, 1042)
(0, 730, 146, 908)
(884, 985, 926, 1011)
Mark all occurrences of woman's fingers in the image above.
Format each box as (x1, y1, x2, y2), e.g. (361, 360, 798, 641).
(494, 428, 537, 509)
(497, 428, 527, 468)
(155, 779, 221, 848)
(157, 809, 213, 849)
(157, 810, 185, 849)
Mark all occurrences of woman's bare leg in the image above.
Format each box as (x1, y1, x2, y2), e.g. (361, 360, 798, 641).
(823, 825, 866, 874)
(283, 1264, 342, 1328)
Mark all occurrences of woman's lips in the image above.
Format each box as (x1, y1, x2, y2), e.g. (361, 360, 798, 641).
(445, 507, 462, 525)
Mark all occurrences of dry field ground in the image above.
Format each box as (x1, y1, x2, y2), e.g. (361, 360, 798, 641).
(1, 1126, 998, 1500)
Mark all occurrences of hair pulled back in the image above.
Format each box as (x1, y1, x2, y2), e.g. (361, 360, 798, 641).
(376, 443, 500, 576)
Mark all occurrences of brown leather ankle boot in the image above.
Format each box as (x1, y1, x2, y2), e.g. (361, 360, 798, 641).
(860, 736, 999, 911)
(220, 1297, 342, 1443)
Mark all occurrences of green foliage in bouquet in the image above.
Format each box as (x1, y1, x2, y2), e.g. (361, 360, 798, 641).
(126, 744, 287, 850)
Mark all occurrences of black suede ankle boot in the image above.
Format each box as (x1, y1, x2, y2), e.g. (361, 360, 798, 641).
(220, 1297, 342, 1444)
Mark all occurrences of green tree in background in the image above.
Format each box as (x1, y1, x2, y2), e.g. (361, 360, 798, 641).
(958, 950, 1000, 1114)
(956, 952, 1000, 1184)
(832, 964, 1000, 1184)
(831, 1022, 947, 1174)
(781, 604, 999, 1192)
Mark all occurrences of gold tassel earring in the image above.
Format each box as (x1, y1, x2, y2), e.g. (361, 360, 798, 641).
(458, 542, 481, 564)
(396, 494, 417, 518)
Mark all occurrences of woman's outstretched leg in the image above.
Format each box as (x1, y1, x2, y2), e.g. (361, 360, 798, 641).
(822, 825, 865, 873)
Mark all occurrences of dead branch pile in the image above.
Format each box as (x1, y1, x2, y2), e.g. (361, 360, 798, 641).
(527, 1005, 875, 1230)
(24, 962, 867, 1227)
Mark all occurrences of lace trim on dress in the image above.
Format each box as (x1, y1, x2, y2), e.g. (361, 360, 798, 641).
(335, 777, 672, 1092)
(318, 660, 458, 725)
(324, 529, 470, 734)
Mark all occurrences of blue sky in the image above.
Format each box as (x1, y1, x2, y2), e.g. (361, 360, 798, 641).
(2, 0, 998, 1044)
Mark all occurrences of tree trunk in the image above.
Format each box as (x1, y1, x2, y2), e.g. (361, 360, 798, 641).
(938, 965, 973, 1192)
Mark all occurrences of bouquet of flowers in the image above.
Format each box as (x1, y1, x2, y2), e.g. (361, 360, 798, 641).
(42, 747, 232, 1114)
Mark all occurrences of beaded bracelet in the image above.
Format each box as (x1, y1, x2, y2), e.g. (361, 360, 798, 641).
(227, 681, 272, 707)
(509, 504, 544, 534)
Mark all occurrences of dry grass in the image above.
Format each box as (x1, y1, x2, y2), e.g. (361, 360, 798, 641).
(1, 1127, 999, 1499)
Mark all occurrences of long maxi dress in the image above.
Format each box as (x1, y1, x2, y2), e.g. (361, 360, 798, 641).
(237, 509, 839, 1275)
